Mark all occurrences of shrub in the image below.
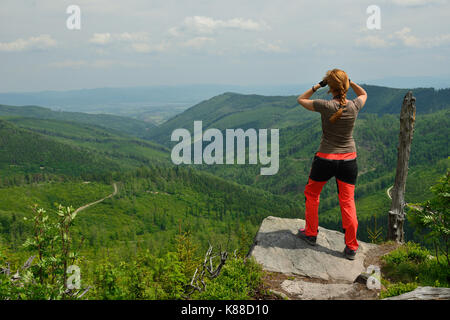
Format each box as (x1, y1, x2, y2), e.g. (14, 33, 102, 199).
(382, 242, 430, 266)
(192, 256, 263, 300)
(380, 282, 418, 299)
(382, 242, 449, 288)
(89, 250, 187, 300)
(408, 171, 449, 266)
(0, 204, 89, 299)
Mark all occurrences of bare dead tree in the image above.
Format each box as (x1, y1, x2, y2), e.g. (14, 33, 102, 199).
(185, 243, 228, 297)
(388, 91, 416, 242)
(5, 255, 35, 284)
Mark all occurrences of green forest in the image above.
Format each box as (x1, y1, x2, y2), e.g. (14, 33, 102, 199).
(0, 85, 448, 299)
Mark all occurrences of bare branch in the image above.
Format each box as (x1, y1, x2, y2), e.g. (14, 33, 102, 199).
(185, 244, 229, 297)
(77, 286, 92, 299)
(22, 255, 35, 270)
(0, 262, 10, 276)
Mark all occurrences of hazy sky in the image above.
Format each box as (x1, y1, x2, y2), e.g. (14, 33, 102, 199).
(1, 0, 449, 92)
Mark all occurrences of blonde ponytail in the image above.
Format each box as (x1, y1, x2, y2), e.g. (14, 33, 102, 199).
(329, 106, 344, 124)
(323, 69, 349, 124)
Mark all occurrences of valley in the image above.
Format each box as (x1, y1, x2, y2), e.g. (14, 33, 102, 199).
(0, 85, 448, 299)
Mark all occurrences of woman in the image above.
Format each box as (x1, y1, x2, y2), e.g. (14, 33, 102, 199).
(296, 69, 367, 260)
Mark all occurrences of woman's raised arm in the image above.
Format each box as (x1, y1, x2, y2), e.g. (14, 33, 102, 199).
(350, 81, 367, 107)
(297, 82, 324, 111)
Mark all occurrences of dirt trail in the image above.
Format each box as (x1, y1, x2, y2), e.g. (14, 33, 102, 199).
(74, 183, 117, 215)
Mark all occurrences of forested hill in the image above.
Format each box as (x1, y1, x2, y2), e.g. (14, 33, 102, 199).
(0, 104, 154, 138)
(0, 118, 302, 254)
(146, 85, 450, 144)
(341, 85, 450, 114)
(0, 117, 170, 181)
(0, 119, 120, 177)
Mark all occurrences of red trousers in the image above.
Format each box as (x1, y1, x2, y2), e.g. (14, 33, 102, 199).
(303, 152, 359, 251)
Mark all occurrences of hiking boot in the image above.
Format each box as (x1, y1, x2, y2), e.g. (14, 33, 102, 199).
(343, 246, 357, 260)
(297, 228, 317, 246)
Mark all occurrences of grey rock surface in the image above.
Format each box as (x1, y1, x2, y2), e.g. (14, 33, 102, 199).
(249, 216, 377, 283)
(281, 280, 360, 300)
(383, 286, 450, 300)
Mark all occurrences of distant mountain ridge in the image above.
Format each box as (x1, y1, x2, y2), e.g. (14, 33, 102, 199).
(1, 81, 448, 107)
(0, 104, 154, 138)
(0, 84, 309, 108)
(147, 85, 450, 144)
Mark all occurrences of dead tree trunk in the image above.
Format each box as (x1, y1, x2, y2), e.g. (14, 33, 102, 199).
(388, 91, 416, 242)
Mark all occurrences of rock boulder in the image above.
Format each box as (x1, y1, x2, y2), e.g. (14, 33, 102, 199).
(248, 216, 377, 283)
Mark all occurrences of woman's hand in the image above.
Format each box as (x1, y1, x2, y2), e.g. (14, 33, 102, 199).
(312, 83, 321, 92)
(297, 83, 321, 111)
(349, 81, 368, 106)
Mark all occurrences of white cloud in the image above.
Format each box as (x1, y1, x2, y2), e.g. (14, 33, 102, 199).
(389, 27, 450, 47)
(0, 34, 57, 52)
(428, 33, 450, 46)
(391, 27, 421, 47)
(131, 42, 169, 53)
(94, 59, 150, 68)
(170, 16, 269, 36)
(131, 43, 152, 53)
(356, 35, 393, 48)
(167, 27, 180, 37)
(389, 0, 447, 6)
(254, 39, 287, 53)
(89, 32, 167, 53)
(89, 32, 149, 45)
(356, 27, 450, 49)
(48, 60, 87, 68)
(114, 32, 150, 42)
(182, 37, 215, 48)
(2, 1, 449, 92)
(166, 16, 273, 54)
(89, 33, 113, 45)
(90, 60, 117, 68)
(48, 59, 149, 69)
